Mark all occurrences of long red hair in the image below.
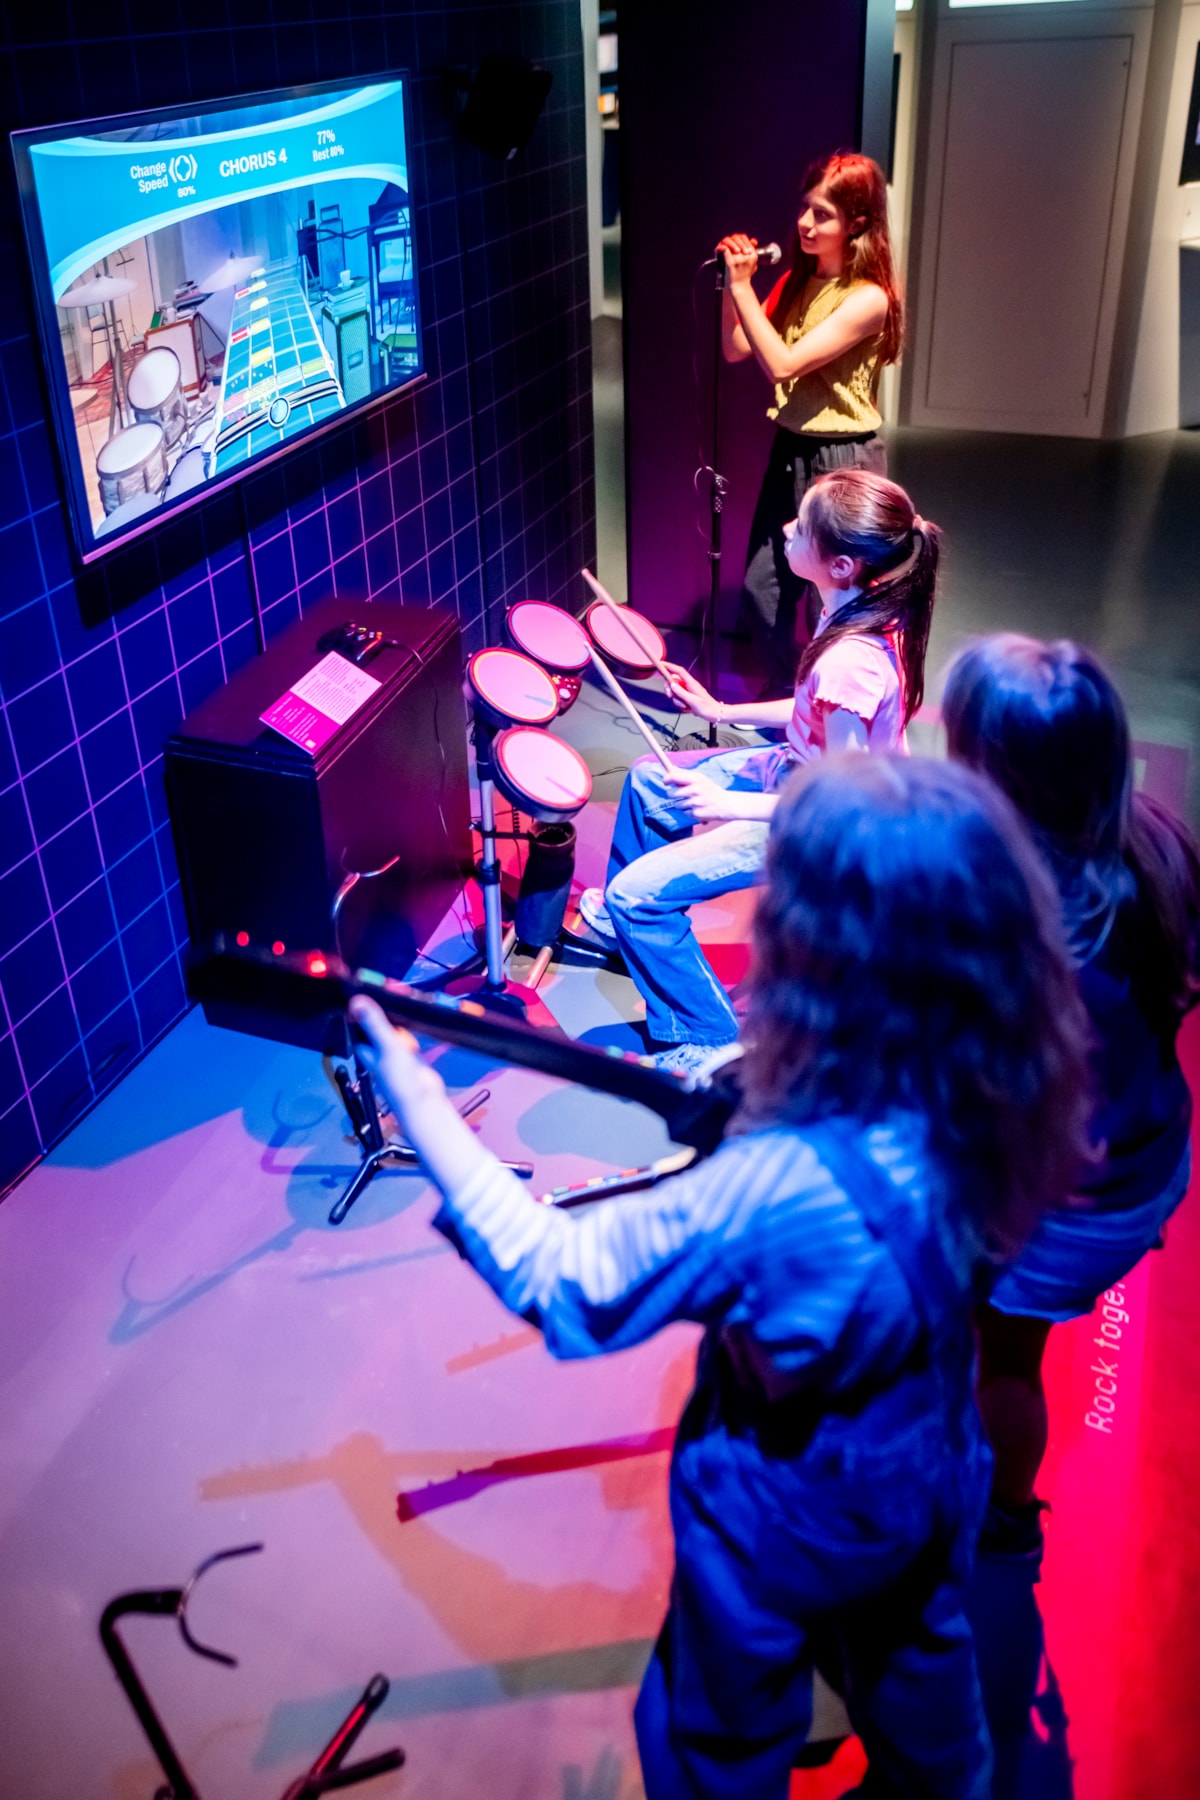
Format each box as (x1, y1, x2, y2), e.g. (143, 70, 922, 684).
(772, 150, 904, 365)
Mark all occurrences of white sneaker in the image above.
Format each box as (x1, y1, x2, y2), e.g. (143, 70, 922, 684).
(652, 1041, 742, 1080)
(578, 886, 618, 943)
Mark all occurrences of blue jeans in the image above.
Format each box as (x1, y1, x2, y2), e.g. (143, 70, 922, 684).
(605, 747, 790, 1047)
(634, 1345, 994, 1800)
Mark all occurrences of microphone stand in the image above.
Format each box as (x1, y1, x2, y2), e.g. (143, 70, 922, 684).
(707, 258, 727, 749)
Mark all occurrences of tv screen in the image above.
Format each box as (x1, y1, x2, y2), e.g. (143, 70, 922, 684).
(12, 75, 424, 563)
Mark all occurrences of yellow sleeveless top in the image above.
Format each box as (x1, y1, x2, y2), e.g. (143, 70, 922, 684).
(767, 276, 883, 436)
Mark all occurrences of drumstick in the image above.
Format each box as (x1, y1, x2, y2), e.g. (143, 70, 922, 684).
(580, 568, 676, 688)
(585, 645, 674, 773)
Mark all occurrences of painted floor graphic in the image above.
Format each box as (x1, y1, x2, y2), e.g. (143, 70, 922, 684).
(1, 698, 1197, 1796)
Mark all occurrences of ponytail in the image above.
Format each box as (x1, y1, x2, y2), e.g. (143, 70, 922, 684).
(795, 472, 941, 725)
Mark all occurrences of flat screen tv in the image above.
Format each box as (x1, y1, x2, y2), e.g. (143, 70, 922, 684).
(12, 75, 424, 563)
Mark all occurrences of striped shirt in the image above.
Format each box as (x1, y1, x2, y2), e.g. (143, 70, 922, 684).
(434, 1118, 969, 1396)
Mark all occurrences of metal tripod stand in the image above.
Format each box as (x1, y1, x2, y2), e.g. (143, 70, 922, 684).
(327, 1054, 533, 1226)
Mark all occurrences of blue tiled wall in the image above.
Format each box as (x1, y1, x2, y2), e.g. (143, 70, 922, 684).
(0, 1, 595, 1194)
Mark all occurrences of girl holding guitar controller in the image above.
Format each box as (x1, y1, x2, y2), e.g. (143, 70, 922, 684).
(352, 754, 1090, 1800)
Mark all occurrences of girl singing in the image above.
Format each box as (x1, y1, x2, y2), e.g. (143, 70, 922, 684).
(720, 150, 903, 694)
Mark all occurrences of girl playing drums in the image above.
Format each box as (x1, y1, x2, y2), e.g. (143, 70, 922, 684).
(579, 468, 940, 1075)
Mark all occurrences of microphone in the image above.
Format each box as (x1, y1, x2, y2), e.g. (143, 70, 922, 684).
(704, 242, 783, 269)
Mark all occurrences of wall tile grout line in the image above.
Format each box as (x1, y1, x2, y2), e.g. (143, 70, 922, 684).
(0, 2, 596, 1186)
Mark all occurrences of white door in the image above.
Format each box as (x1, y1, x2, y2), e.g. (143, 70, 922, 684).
(915, 32, 1135, 434)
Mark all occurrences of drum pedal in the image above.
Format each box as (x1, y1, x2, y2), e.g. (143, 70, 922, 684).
(557, 909, 626, 971)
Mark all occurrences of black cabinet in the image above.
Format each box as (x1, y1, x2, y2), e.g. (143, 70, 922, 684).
(166, 594, 471, 1048)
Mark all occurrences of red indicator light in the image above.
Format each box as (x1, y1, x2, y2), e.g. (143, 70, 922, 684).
(308, 954, 328, 975)
(272, 941, 285, 955)
(235, 931, 250, 947)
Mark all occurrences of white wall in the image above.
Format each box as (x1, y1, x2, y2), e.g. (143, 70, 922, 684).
(880, 9, 919, 423)
(580, 0, 605, 321)
(1124, 3, 1200, 431)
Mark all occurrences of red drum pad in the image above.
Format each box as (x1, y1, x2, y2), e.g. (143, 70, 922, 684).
(506, 601, 591, 673)
(506, 602, 591, 715)
(584, 601, 666, 677)
(466, 647, 558, 727)
(493, 727, 593, 823)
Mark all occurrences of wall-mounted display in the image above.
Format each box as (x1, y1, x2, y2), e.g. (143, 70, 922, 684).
(12, 75, 424, 563)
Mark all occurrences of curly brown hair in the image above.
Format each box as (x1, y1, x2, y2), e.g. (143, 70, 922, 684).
(739, 756, 1092, 1260)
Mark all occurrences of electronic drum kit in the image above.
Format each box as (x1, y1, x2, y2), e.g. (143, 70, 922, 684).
(466, 588, 669, 827)
(463, 577, 671, 994)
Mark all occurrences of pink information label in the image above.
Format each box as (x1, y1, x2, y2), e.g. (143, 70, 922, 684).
(260, 650, 381, 755)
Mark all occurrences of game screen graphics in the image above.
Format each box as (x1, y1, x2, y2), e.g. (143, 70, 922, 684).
(13, 78, 423, 560)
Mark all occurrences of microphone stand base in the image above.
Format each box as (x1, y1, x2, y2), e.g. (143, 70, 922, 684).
(673, 727, 760, 752)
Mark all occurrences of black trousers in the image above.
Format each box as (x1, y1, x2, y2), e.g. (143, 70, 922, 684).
(741, 427, 888, 696)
